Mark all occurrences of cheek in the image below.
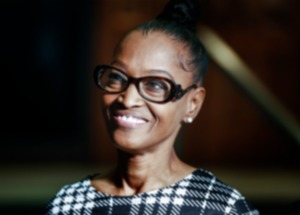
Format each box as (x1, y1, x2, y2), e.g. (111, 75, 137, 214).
(153, 102, 186, 126)
(102, 93, 118, 106)
(101, 94, 119, 120)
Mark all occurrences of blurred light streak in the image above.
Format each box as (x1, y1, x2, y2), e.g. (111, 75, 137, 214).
(198, 26, 300, 145)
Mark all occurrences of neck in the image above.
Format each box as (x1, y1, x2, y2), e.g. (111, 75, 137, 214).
(111, 147, 195, 195)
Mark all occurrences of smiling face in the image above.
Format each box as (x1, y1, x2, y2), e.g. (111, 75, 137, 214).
(101, 30, 205, 154)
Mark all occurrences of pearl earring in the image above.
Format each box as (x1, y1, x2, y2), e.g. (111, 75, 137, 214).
(186, 117, 193, 123)
(117, 95, 123, 102)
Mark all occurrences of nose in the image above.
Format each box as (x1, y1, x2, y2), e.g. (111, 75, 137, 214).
(118, 83, 144, 108)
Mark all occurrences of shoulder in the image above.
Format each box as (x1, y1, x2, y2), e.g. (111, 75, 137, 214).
(191, 168, 239, 195)
(187, 168, 260, 214)
(53, 176, 92, 198)
(45, 176, 98, 215)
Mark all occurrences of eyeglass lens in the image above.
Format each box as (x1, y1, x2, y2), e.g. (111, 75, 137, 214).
(97, 67, 173, 102)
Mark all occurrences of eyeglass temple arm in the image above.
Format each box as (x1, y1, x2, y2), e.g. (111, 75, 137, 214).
(174, 84, 197, 100)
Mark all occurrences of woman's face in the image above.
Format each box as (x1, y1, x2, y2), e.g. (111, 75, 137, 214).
(101, 30, 204, 154)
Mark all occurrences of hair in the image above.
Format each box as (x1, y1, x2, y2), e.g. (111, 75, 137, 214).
(134, 0, 208, 85)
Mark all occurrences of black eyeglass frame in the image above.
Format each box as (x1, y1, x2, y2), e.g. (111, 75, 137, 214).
(94, 65, 197, 104)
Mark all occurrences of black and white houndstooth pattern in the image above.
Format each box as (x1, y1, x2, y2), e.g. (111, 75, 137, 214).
(45, 169, 259, 215)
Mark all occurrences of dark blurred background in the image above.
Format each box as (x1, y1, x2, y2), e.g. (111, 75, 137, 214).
(0, 0, 299, 214)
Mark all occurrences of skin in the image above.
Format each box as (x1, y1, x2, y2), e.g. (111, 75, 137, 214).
(92, 30, 206, 196)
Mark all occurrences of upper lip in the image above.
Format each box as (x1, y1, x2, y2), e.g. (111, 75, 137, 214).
(112, 110, 149, 122)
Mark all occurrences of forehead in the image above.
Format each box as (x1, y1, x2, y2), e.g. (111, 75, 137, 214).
(118, 30, 183, 54)
(113, 30, 192, 80)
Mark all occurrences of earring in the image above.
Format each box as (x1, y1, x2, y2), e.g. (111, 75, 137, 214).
(186, 117, 193, 123)
(117, 95, 123, 102)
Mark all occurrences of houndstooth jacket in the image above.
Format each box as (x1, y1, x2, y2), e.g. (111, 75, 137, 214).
(45, 168, 259, 215)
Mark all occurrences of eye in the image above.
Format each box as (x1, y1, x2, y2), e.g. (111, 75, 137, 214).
(100, 68, 127, 91)
(143, 79, 169, 92)
(108, 71, 125, 82)
(140, 78, 172, 101)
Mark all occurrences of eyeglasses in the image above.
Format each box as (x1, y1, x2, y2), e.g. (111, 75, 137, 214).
(94, 65, 197, 104)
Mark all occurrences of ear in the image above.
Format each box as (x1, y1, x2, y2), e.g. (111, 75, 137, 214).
(184, 87, 206, 123)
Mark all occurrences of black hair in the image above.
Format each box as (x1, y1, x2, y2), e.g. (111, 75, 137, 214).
(134, 0, 208, 85)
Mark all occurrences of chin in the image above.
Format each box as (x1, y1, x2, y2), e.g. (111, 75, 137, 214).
(114, 142, 149, 155)
(112, 133, 146, 152)
(113, 139, 143, 150)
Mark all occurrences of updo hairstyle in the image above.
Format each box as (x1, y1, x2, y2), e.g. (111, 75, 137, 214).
(134, 0, 208, 85)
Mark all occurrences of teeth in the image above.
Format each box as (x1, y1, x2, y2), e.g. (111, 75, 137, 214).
(118, 115, 146, 123)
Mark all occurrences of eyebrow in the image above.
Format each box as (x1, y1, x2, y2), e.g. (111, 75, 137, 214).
(111, 61, 174, 80)
(146, 69, 174, 80)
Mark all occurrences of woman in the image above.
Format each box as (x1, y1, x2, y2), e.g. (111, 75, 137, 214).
(46, 0, 259, 214)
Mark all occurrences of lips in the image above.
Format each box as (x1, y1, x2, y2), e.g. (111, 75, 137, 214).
(112, 112, 148, 128)
(116, 115, 146, 123)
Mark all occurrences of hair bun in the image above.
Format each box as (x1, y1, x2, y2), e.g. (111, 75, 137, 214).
(156, 0, 199, 33)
